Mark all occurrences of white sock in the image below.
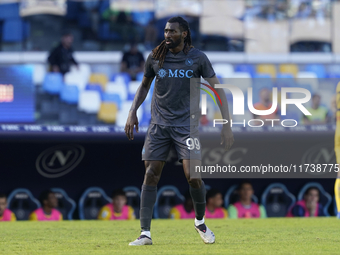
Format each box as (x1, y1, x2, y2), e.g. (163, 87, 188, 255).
(141, 231, 151, 238)
(195, 217, 205, 226)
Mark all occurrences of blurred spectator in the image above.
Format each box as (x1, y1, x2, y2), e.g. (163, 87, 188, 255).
(102, 7, 137, 43)
(144, 19, 158, 51)
(302, 94, 330, 124)
(29, 190, 63, 221)
(205, 189, 228, 219)
(330, 95, 337, 123)
(47, 32, 78, 76)
(98, 189, 135, 220)
(0, 193, 16, 222)
(253, 88, 279, 123)
(121, 43, 145, 80)
(228, 181, 267, 219)
(287, 187, 325, 217)
(169, 191, 195, 219)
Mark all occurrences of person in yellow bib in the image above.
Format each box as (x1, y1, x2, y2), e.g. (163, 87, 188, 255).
(29, 190, 63, 221)
(302, 94, 330, 125)
(334, 82, 340, 218)
(0, 193, 16, 222)
(98, 189, 135, 220)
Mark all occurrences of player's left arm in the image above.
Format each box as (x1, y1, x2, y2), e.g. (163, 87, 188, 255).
(206, 75, 234, 151)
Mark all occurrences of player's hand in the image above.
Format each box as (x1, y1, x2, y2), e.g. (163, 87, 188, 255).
(125, 110, 139, 140)
(220, 126, 234, 151)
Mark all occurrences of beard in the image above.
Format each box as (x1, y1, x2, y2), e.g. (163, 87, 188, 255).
(165, 36, 182, 49)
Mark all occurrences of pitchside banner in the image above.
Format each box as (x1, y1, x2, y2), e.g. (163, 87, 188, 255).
(190, 77, 338, 178)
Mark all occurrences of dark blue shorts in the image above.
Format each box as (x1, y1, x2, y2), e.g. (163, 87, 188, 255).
(141, 124, 201, 163)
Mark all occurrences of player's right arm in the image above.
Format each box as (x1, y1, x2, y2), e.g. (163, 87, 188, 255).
(125, 75, 154, 140)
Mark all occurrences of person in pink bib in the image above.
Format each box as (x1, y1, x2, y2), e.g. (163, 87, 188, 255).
(29, 190, 63, 221)
(169, 191, 195, 219)
(287, 187, 325, 217)
(205, 189, 228, 219)
(228, 181, 266, 219)
(98, 189, 135, 220)
(0, 193, 16, 222)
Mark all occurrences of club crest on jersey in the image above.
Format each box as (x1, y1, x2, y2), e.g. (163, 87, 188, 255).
(185, 58, 193, 66)
(157, 68, 167, 78)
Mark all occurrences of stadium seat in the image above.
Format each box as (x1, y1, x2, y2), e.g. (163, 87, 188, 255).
(77, 12, 91, 28)
(256, 64, 276, 78)
(224, 185, 258, 208)
(0, 3, 19, 19)
(70, 64, 91, 82)
(33, 64, 47, 85)
(51, 188, 76, 220)
(131, 11, 154, 26)
(123, 186, 141, 219)
(261, 183, 296, 217)
(64, 71, 87, 91)
(78, 91, 101, 114)
(7, 188, 41, 220)
(128, 81, 141, 100)
(154, 186, 184, 219)
(212, 63, 234, 78)
(296, 72, 318, 92)
(66, 0, 81, 20)
(89, 73, 108, 91)
(229, 72, 252, 92)
(2, 19, 29, 42)
(98, 0, 110, 15)
(297, 182, 331, 216)
(110, 73, 131, 86)
(42, 72, 64, 95)
(97, 102, 118, 123)
(101, 93, 122, 109)
(279, 64, 299, 78)
(85, 84, 103, 94)
(106, 82, 128, 101)
(136, 72, 144, 81)
(234, 64, 256, 77)
(60, 85, 79, 104)
(276, 73, 294, 79)
(305, 64, 326, 78)
(116, 101, 143, 127)
(78, 187, 112, 220)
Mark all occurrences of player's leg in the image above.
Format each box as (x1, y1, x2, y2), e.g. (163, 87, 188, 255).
(129, 160, 164, 246)
(183, 159, 214, 244)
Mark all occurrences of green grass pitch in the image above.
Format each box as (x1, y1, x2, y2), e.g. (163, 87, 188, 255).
(1, 218, 340, 255)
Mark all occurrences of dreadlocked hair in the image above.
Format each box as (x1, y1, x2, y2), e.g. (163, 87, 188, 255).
(152, 16, 194, 68)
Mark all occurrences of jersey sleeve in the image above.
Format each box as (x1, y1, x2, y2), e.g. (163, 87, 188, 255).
(144, 53, 155, 78)
(227, 205, 238, 219)
(128, 206, 136, 220)
(169, 207, 181, 219)
(97, 205, 112, 220)
(199, 52, 215, 79)
(259, 205, 267, 218)
(10, 212, 16, 221)
(29, 212, 38, 221)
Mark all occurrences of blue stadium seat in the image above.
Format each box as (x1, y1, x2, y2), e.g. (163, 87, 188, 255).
(78, 12, 92, 28)
(131, 11, 154, 26)
(276, 73, 294, 79)
(60, 85, 79, 104)
(98, 0, 110, 15)
(305, 64, 326, 78)
(136, 72, 144, 81)
(261, 183, 296, 217)
(78, 187, 112, 220)
(326, 73, 340, 78)
(85, 83, 103, 94)
(234, 64, 256, 77)
(7, 188, 40, 220)
(2, 19, 29, 42)
(123, 186, 141, 219)
(102, 93, 122, 109)
(43, 73, 64, 95)
(110, 72, 131, 86)
(97, 22, 122, 41)
(154, 186, 184, 219)
(0, 3, 19, 19)
(224, 185, 258, 208)
(297, 182, 331, 216)
(66, 1, 81, 20)
(51, 188, 76, 220)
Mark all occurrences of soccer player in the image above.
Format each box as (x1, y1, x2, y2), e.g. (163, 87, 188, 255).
(228, 181, 266, 218)
(287, 187, 324, 217)
(334, 81, 340, 218)
(98, 189, 135, 220)
(125, 16, 234, 245)
(29, 190, 63, 221)
(0, 193, 16, 222)
(205, 189, 228, 219)
(169, 191, 195, 219)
